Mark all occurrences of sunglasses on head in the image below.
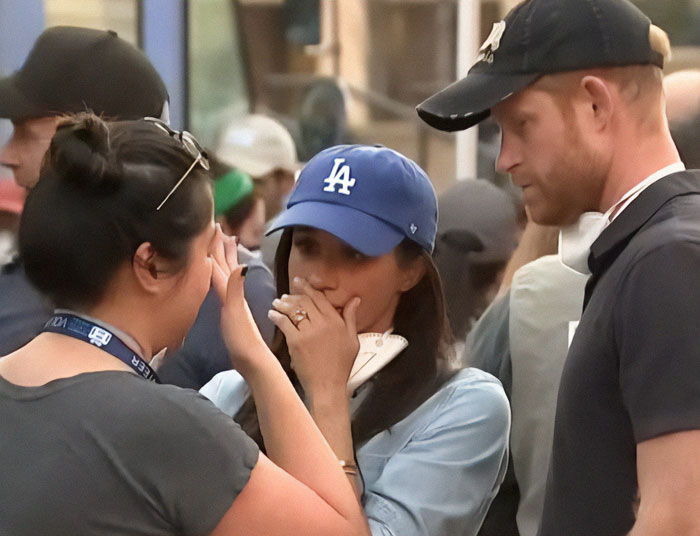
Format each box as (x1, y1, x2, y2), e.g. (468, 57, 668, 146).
(144, 117, 210, 211)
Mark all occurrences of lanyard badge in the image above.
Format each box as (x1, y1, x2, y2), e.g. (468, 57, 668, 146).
(43, 313, 160, 382)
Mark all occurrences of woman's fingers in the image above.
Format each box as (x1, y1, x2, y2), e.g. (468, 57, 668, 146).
(224, 264, 248, 303)
(211, 257, 229, 302)
(211, 224, 231, 278)
(290, 277, 332, 315)
(211, 226, 247, 305)
(224, 233, 239, 272)
(268, 309, 298, 337)
(272, 294, 315, 322)
(290, 276, 337, 317)
(342, 297, 361, 336)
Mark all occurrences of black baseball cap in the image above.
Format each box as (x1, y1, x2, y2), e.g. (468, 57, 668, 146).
(0, 26, 168, 122)
(417, 0, 665, 132)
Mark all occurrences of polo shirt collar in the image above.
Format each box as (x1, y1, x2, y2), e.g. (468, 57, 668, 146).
(589, 171, 700, 275)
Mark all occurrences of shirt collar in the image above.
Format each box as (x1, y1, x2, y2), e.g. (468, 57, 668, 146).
(589, 170, 700, 276)
(608, 162, 686, 222)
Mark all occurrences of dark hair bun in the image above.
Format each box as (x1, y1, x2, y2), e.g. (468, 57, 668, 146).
(48, 113, 119, 192)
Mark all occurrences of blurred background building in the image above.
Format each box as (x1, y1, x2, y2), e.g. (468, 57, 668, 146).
(1, 0, 699, 193)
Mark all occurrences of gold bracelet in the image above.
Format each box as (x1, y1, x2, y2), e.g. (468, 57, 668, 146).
(339, 460, 358, 476)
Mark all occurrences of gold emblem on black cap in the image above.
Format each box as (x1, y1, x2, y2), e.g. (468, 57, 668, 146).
(476, 21, 507, 65)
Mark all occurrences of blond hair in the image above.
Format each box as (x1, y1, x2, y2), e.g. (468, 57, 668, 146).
(649, 25, 672, 63)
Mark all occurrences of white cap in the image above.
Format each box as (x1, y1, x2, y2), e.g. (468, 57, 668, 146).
(216, 114, 300, 178)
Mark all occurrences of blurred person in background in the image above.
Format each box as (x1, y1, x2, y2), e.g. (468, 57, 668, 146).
(202, 145, 510, 536)
(216, 114, 301, 269)
(465, 221, 585, 536)
(0, 175, 46, 356)
(665, 69, 700, 169)
(432, 179, 517, 351)
(216, 114, 299, 223)
(0, 179, 29, 354)
(0, 26, 168, 356)
(0, 113, 370, 536)
(419, 0, 700, 534)
(0, 178, 24, 265)
(158, 155, 276, 390)
(0, 27, 169, 190)
(297, 78, 350, 162)
(432, 179, 518, 536)
(211, 155, 266, 252)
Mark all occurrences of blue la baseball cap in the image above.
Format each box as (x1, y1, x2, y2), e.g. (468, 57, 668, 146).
(266, 144, 438, 256)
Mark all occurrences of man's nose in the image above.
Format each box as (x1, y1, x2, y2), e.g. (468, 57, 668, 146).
(495, 132, 519, 174)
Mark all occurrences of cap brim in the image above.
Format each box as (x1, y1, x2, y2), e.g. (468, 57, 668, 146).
(218, 151, 302, 178)
(0, 74, 45, 121)
(266, 201, 405, 256)
(218, 151, 272, 177)
(416, 71, 541, 132)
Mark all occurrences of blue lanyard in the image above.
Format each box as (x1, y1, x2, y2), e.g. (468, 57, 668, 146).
(43, 313, 160, 383)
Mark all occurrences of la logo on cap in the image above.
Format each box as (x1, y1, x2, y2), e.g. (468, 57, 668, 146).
(476, 21, 506, 65)
(323, 158, 356, 196)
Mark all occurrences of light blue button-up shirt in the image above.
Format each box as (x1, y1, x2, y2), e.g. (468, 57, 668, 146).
(201, 367, 510, 536)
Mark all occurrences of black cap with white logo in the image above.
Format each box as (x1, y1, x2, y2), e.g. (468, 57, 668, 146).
(0, 26, 168, 122)
(416, 0, 664, 132)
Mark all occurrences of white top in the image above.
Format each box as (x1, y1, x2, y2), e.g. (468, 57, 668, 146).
(608, 162, 686, 222)
(559, 163, 687, 275)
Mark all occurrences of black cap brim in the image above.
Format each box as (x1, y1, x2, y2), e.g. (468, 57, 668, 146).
(416, 71, 541, 132)
(0, 74, 45, 121)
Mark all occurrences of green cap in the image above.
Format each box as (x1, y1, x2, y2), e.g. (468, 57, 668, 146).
(214, 168, 254, 216)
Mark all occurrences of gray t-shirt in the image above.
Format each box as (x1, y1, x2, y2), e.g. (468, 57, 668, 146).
(0, 370, 259, 536)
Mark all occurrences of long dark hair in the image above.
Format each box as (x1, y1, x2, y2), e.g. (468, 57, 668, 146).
(235, 228, 456, 449)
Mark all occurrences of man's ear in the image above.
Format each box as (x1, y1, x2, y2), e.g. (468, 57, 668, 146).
(580, 75, 614, 130)
(132, 242, 163, 293)
(399, 257, 427, 293)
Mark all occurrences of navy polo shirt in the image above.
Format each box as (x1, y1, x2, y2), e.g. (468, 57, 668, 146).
(157, 246, 276, 389)
(540, 171, 700, 536)
(0, 260, 51, 356)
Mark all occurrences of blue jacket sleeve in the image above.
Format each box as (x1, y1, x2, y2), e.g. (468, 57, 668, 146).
(360, 370, 511, 536)
(199, 370, 250, 418)
(158, 251, 275, 389)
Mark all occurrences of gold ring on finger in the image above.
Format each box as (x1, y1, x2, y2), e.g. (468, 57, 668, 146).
(293, 308, 309, 327)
